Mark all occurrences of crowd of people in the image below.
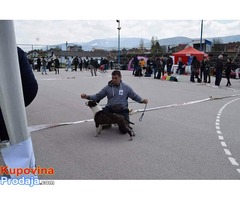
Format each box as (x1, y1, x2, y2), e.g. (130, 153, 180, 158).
(31, 56, 114, 76)
(29, 53, 239, 87)
(190, 55, 237, 86)
(34, 56, 61, 75)
(131, 54, 239, 86)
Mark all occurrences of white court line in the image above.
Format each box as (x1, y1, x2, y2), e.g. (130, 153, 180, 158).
(224, 149, 232, 156)
(228, 157, 239, 166)
(29, 95, 238, 132)
(215, 98, 240, 177)
(218, 136, 224, 140)
(221, 141, 227, 147)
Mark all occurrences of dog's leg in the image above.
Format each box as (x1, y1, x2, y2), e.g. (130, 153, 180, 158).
(128, 126, 135, 137)
(99, 125, 102, 134)
(95, 125, 102, 137)
(95, 127, 99, 137)
(128, 131, 133, 141)
(126, 128, 133, 141)
(131, 129, 136, 137)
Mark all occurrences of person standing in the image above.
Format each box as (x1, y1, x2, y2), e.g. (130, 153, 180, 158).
(177, 57, 184, 75)
(215, 55, 224, 86)
(200, 59, 205, 80)
(156, 57, 162, 79)
(132, 56, 139, 75)
(41, 57, 47, 75)
(36, 56, 41, 72)
(89, 58, 97, 76)
(73, 56, 79, 71)
(110, 60, 113, 70)
(160, 57, 166, 77)
(79, 57, 83, 71)
(152, 57, 158, 78)
(203, 57, 211, 83)
(166, 55, 173, 75)
(54, 57, 60, 74)
(190, 56, 201, 82)
(84, 57, 89, 71)
(225, 58, 233, 86)
(139, 58, 146, 75)
(65, 57, 72, 71)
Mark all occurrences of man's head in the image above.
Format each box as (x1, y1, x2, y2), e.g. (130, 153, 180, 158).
(111, 70, 122, 85)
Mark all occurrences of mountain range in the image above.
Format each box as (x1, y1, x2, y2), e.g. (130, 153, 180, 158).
(46, 34, 240, 51)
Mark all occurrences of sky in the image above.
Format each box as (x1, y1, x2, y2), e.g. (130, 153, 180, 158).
(2, 0, 240, 47)
(12, 20, 240, 46)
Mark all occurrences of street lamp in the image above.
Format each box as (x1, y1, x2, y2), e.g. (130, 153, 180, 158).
(200, 20, 203, 51)
(116, 20, 121, 66)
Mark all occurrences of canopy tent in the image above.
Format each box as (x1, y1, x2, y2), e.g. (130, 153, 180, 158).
(172, 46, 208, 64)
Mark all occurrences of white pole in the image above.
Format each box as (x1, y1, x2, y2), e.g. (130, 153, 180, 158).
(0, 20, 37, 178)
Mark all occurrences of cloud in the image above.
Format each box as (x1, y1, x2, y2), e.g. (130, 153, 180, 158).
(13, 20, 240, 46)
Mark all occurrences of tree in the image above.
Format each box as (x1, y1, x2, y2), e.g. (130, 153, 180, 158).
(213, 37, 223, 45)
(212, 38, 224, 51)
(139, 38, 145, 54)
(151, 36, 156, 47)
(151, 36, 162, 54)
(155, 41, 161, 52)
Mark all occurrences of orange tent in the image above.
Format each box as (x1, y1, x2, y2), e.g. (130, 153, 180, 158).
(172, 46, 208, 64)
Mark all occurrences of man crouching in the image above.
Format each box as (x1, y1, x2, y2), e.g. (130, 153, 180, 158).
(81, 70, 148, 134)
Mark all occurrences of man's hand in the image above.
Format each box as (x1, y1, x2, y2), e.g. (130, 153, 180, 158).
(81, 93, 88, 99)
(141, 99, 148, 104)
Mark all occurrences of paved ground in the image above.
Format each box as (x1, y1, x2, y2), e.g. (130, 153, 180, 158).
(1, 68, 240, 180)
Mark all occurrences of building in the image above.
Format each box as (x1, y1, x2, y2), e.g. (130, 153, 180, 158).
(191, 39, 212, 52)
(67, 45, 83, 52)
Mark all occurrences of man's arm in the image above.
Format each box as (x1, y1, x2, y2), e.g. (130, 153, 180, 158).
(17, 47, 38, 106)
(127, 85, 148, 104)
(81, 86, 108, 102)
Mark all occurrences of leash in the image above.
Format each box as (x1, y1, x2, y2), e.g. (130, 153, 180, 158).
(139, 103, 147, 122)
(28, 94, 240, 133)
(130, 93, 240, 116)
